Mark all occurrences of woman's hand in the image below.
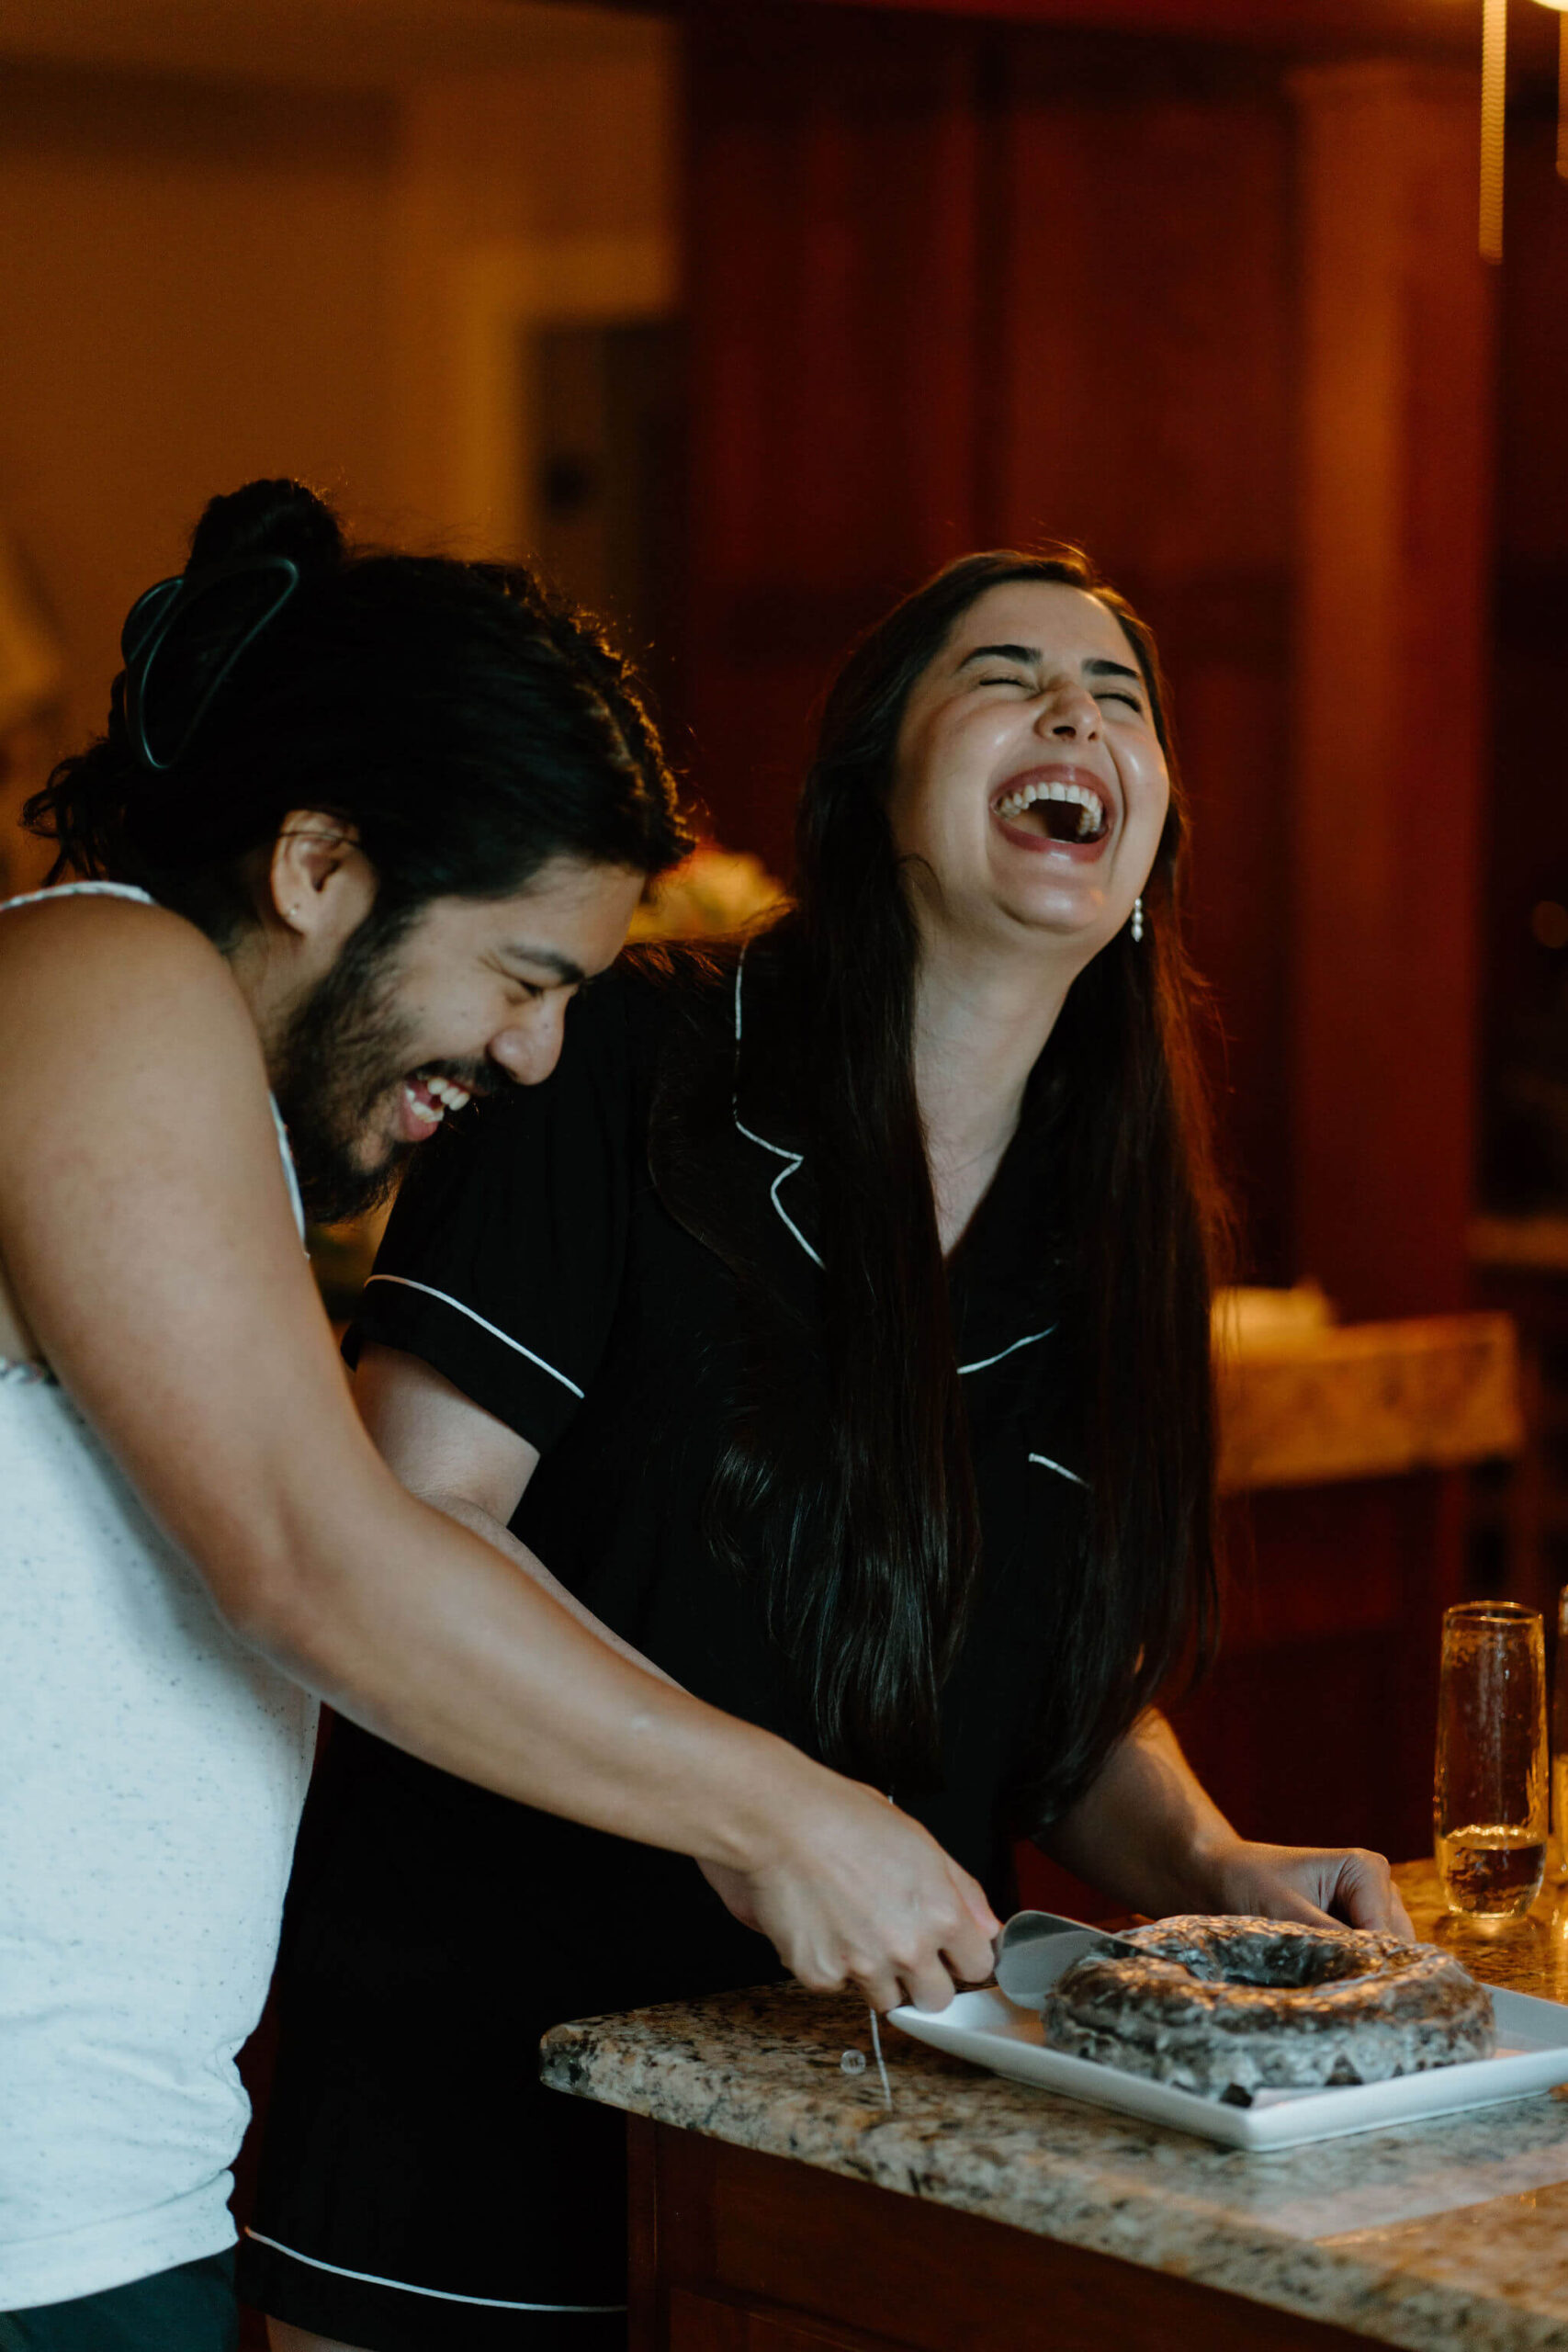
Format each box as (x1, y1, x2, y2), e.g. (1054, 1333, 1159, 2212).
(699, 1776, 999, 2014)
(1199, 1838, 1416, 1938)
(1039, 1709, 1416, 1939)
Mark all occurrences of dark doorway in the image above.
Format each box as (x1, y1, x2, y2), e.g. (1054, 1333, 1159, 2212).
(528, 316, 688, 746)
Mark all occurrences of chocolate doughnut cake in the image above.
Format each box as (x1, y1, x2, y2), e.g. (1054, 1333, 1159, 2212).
(1041, 1917, 1495, 2102)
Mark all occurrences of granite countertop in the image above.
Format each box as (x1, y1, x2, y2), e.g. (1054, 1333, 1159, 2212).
(1215, 1309, 1521, 1493)
(541, 1861, 1568, 2350)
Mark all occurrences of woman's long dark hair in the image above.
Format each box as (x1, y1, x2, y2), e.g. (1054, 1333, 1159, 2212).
(711, 549, 1226, 1822)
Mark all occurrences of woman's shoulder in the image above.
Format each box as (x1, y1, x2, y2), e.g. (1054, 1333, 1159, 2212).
(615, 935, 740, 1013)
(610, 932, 777, 1069)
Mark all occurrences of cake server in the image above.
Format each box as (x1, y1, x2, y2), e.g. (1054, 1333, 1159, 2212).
(994, 1909, 1147, 2010)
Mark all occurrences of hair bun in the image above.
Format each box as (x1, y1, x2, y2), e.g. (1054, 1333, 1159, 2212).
(186, 478, 344, 576)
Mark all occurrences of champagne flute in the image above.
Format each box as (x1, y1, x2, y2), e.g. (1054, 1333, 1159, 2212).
(1553, 1585, 1568, 1878)
(1435, 1600, 1548, 1918)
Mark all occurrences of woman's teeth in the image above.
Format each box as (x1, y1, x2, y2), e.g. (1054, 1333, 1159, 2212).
(994, 779, 1107, 840)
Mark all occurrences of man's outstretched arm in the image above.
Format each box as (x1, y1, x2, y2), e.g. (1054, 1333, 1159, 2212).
(0, 897, 995, 2009)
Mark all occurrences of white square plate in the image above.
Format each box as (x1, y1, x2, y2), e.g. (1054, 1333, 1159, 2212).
(887, 1985, 1568, 2149)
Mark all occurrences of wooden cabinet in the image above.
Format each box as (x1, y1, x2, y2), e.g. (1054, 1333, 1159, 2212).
(668, 2288, 892, 2352)
(629, 2119, 1369, 2352)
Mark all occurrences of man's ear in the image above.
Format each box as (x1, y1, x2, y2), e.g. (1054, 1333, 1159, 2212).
(268, 811, 375, 945)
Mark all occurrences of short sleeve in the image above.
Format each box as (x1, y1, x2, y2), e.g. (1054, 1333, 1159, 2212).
(345, 978, 634, 1453)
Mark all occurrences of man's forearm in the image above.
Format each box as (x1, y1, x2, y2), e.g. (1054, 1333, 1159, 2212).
(427, 1488, 682, 1689)
(248, 1467, 791, 1875)
(1036, 1709, 1239, 1917)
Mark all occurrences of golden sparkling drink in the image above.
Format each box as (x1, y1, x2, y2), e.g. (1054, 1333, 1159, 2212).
(1554, 1589, 1568, 1879)
(1436, 1826, 1546, 1917)
(1435, 1601, 1548, 1918)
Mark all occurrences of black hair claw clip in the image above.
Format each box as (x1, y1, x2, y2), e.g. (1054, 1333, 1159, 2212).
(120, 553, 300, 772)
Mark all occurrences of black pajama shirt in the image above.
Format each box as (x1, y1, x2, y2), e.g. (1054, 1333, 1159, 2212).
(242, 946, 1090, 2352)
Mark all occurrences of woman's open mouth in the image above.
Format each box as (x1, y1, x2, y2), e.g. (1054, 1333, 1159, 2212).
(990, 770, 1114, 861)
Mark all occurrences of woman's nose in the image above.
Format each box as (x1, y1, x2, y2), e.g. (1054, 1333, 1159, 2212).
(1034, 682, 1100, 741)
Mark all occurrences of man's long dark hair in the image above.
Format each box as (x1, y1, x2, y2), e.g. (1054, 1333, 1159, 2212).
(710, 550, 1225, 1825)
(25, 478, 688, 938)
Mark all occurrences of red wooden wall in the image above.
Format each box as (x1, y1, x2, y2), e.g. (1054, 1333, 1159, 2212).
(683, 9, 1297, 1274)
(678, 6, 1505, 1873)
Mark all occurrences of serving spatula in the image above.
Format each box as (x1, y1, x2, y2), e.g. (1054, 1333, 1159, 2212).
(993, 1909, 1147, 2010)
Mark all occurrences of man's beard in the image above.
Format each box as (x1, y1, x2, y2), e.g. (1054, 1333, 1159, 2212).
(269, 910, 429, 1227)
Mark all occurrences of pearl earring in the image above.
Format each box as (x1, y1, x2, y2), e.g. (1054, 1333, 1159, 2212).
(1131, 895, 1145, 944)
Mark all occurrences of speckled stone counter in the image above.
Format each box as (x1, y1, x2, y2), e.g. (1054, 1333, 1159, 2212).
(1215, 1310, 1520, 1494)
(541, 1860, 1568, 2349)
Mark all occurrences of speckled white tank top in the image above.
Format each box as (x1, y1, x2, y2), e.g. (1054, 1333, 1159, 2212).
(0, 883, 318, 2311)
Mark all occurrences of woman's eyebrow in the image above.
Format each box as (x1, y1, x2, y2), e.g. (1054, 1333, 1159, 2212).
(956, 641, 1036, 669)
(954, 644, 1143, 687)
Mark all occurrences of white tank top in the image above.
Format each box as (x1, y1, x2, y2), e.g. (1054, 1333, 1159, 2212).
(0, 883, 318, 2310)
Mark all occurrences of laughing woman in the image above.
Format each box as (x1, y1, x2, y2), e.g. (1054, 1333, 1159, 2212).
(248, 552, 1409, 2352)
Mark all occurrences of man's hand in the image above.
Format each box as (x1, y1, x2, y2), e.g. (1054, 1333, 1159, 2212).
(701, 1777, 998, 2014)
(356, 1345, 998, 2011)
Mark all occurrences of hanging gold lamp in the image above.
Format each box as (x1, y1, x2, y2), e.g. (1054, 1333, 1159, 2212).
(1481, 0, 1508, 259)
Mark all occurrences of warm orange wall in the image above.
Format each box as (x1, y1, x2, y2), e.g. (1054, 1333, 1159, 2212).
(389, 52, 676, 557)
(0, 33, 675, 893)
(0, 63, 400, 885)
